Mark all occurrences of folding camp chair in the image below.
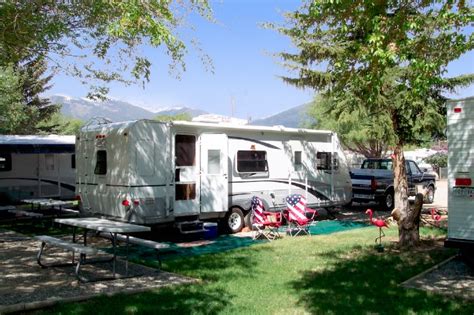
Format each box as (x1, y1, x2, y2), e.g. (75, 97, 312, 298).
(284, 194, 318, 236)
(251, 196, 282, 241)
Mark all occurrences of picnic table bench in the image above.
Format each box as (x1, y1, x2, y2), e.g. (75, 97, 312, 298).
(35, 235, 98, 282)
(8, 209, 43, 218)
(34, 217, 152, 282)
(99, 233, 170, 268)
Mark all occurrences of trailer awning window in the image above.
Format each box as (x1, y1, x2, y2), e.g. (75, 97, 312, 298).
(94, 150, 107, 175)
(294, 151, 303, 170)
(237, 150, 268, 173)
(317, 152, 339, 170)
(0, 154, 12, 172)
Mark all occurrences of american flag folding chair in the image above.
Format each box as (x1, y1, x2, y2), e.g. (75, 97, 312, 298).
(284, 194, 319, 236)
(251, 196, 282, 241)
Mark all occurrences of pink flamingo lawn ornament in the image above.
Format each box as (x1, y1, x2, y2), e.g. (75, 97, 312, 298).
(430, 208, 442, 226)
(365, 209, 389, 248)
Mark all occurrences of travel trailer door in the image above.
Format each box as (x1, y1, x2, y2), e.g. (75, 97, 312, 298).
(38, 154, 60, 197)
(174, 134, 200, 216)
(200, 133, 228, 213)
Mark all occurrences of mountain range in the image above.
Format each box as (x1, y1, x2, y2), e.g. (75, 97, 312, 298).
(51, 95, 312, 128)
(249, 103, 314, 128)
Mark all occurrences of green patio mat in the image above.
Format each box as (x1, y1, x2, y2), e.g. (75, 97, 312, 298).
(106, 220, 368, 265)
(309, 220, 368, 234)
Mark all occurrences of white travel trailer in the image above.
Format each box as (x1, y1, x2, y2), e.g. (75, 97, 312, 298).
(76, 119, 352, 232)
(445, 96, 474, 257)
(0, 135, 76, 204)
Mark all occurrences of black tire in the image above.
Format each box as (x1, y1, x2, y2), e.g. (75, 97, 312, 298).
(224, 207, 244, 233)
(243, 212, 252, 228)
(424, 185, 435, 204)
(460, 249, 474, 269)
(380, 191, 394, 211)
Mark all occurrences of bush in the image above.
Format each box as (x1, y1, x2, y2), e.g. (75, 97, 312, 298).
(424, 152, 447, 168)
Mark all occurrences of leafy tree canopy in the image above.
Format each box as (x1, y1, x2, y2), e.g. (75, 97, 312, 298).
(309, 94, 395, 157)
(276, 0, 473, 147)
(154, 113, 192, 122)
(0, 0, 212, 99)
(36, 112, 84, 135)
(276, 0, 473, 247)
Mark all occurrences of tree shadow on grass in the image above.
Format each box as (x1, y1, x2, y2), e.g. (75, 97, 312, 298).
(42, 243, 274, 314)
(45, 284, 233, 315)
(290, 244, 474, 314)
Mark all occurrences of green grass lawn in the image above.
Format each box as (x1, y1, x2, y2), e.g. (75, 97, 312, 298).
(38, 226, 473, 314)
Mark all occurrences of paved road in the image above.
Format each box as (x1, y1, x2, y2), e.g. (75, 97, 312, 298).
(425, 179, 447, 210)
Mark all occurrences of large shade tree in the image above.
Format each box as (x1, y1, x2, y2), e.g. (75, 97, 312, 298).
(0, 0, 212, 99)
(276, 0, 474, 247)
(308, 94, 395, 157)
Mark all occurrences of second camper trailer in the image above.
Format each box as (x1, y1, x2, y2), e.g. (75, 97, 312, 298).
(76, 119, 352, 232)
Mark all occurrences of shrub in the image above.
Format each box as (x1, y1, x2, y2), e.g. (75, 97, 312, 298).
(424, 152, 448, 168)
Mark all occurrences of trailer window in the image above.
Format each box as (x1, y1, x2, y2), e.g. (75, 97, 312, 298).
(294, 151, 302, 170)
(94, 150, 107, 175)
(45, 154, 55, 171)
(317, 152, 339, 170)
(71, 154, 76, 169)
(237, 150, 268, 173)
(175, 135, 196, 166)
(175, 184, 196, 200)
(0, 154, 12, 172)
(208, 149, 221, 175)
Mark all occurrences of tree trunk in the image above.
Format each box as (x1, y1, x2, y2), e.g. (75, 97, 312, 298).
(392, 144, 420, 248)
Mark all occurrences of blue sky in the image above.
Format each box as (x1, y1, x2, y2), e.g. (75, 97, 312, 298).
(48, 0, 474, 120)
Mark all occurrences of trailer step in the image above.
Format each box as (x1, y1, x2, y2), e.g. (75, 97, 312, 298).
(176, 220, 206, 235)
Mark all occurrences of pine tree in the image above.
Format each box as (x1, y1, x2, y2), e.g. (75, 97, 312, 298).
(15, 57, 60, 134)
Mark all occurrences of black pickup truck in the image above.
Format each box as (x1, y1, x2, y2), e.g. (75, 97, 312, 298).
(350, 158, 436, 210)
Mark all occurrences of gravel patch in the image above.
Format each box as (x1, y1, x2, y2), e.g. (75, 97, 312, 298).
(402, 255, 474, 300)
(0, 229, 197, 313)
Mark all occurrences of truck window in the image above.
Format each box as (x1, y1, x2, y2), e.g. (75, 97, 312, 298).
(237, 150, 268, 173)
(71, 154, 76, 169)
(408, 161, 422, 175)
(94, 150, 107, 175)
(361, 160, 392, 170)
(0, 154, 12, 172)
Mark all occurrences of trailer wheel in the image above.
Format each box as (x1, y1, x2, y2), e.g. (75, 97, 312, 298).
(381, 191, 394, 211)
(225, 208, 244, 233)
(243, 212, 252, 228)
(424, 185, 435, 204)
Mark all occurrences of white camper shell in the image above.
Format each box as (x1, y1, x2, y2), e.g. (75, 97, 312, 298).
(76, 119, 352, 232)
(446, 97, 474, 251)
(0, 135, 76, 203)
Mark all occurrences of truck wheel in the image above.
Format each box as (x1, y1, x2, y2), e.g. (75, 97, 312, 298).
(381, 191, 394, 211)
(224, 207, 244, 233)
(424, 186, 435, 204)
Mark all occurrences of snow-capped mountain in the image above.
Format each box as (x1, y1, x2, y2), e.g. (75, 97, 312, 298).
(50, 95, 207, 122)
